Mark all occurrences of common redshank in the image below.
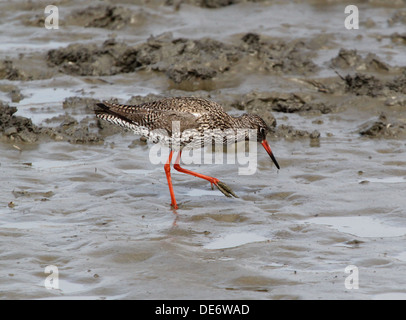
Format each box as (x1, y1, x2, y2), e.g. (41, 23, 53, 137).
(95, 97, 279, 209)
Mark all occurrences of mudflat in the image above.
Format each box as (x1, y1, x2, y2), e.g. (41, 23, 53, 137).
(1, 0, 406, 299)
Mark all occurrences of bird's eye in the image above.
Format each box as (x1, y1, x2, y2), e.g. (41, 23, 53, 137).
(260, 127, 266, 137)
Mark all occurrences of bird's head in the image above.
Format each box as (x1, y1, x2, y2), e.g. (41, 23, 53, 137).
(241, 114, 280, 170)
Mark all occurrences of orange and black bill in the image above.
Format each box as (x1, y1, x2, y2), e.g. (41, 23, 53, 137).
(261, 140, 280, 170)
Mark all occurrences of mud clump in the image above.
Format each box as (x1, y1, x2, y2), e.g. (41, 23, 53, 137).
(359, 113, 406, 138)
(386, 69, 406, 94)
(0, 101, 41, 143)
(125, 94, 167, 106)
(233, 91, 336, 116)
(240, 33, 318, 75)
(143, 35, 239, 83)
(0, 56, 55, 81)
(145, 32, 319, 79)
(0, 60, 28, 81)
(331, 48, 406, 98)
(199, 0, 236, 8)
(67, 5, 145, 30)
(390, 32, 406, 45)
(342, 69, 406, 98)
(47, 39, 131, 76)
(331, 49, 392, 73)
(71, 5, 133, 29)
(344, 73, 384, 97)
(46, 35, 239, 82)
(56, 115, 102, 144)
(276, 124, 320, 141)
(47, 33, 318, 83)
(62, 96, 100, 113)
(49, 97, 107, 144)
(0, 99, 104, 145)
(23, 4, 149, 30)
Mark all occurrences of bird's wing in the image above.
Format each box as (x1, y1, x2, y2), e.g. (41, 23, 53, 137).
(95, 101, 200, 135)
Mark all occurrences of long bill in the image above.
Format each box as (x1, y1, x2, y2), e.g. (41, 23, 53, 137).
(261, 140, 280, 170)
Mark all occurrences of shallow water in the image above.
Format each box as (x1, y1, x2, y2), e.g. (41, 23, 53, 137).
(1, 0, 406, 300)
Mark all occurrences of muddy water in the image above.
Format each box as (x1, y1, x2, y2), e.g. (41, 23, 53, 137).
(1, 0, 406, 300)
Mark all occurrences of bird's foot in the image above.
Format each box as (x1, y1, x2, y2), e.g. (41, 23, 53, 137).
(211, 179, 238, 198)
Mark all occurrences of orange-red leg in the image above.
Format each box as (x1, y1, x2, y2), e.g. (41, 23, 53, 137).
(164, 150, 178, 209)
(173, 151, 238, 198)
(173, 151, 219, 187)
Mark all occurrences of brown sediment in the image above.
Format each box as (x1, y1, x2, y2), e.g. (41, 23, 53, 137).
(0, 99, 103, 144)
(46, 32, 318, 81)
(359, 113, 406, 138)
(0, 101, 40, 143)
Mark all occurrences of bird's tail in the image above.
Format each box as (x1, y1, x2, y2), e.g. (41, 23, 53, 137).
(94, 101, 138, 131)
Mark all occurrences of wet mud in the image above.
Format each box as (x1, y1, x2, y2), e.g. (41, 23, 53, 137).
(1, 0, 406, 300)
(46, 31, 317, 81)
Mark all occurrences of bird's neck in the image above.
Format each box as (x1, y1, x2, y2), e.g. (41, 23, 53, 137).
(231, 114, 252, 130)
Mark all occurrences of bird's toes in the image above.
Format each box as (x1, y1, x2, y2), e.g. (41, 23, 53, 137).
(215, 181, 239, 198)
